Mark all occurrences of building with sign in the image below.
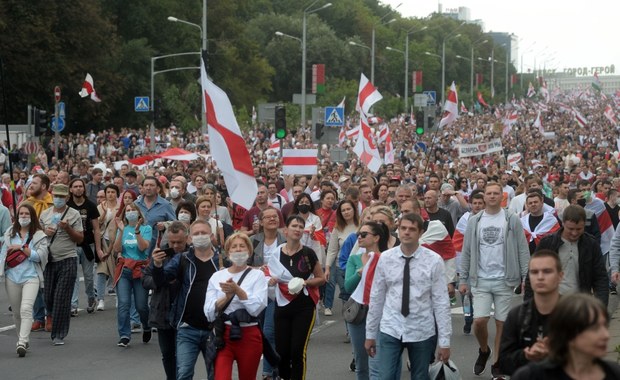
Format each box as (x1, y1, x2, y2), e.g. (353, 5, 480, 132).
(545, 72, 620, 93)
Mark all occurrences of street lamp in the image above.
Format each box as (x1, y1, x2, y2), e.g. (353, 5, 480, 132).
(439, 21, 465, 104)
(385, 46, 406, 110)
(371, 3, 401, 84)
(455, 54, 472, 104)
(300, 2, 332, 129)
(400, 25, 428, 111)
(168, 15, 207, 134)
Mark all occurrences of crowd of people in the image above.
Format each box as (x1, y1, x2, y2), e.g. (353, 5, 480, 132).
(1, 86, 620, 379)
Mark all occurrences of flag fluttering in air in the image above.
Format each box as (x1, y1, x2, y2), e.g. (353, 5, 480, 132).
(476, 91, 488, 108)
(355, 74, 382, 115)
(573, 109, 588, 128)
(460, 101, 468, 114)
(604, 105, 617, 125)
(527, 82, 536, 98)
(539, 81, 549, 103)
(384, 130, 394, 164)
(592, 72, 602, 92)
(439, 82, 458, 128)
(337, 96, 346, 109)
(78, 73, 102, 102)
(353, 74, 383, 173)
(533, 111, 544, 134)
(265, 134, 280, 156)
(338, 126, 346, 146)
(201, 55, 257, 210)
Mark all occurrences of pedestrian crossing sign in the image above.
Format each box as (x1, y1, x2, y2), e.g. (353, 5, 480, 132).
(134, 96, 150, 112)
(324, 106, 344, 127)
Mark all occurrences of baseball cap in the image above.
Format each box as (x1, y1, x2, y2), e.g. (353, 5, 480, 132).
(51, 184, 69, 196)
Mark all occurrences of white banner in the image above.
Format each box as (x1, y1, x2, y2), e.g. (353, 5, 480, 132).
(458, 138, 503, 158)
(507, 152, 522, 166)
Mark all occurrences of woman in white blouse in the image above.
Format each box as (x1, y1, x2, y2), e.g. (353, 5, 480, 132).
(204, 232, 268, 380)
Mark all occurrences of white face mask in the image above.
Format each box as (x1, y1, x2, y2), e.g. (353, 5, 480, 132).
(229, 251, 249, 267)
(19, 218, 31, 227)
(170, 188, 180, 199)
(178, 213, 191, 223)
(192, 234, 212, 249)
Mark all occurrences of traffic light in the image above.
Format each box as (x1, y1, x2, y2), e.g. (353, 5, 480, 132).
(33, 107, 48, 137)
(415, 111, 425, 135)
(274, 105, 287, 139)
(315, 123, 324, 140)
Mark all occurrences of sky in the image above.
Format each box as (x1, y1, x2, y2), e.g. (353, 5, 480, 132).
(382, 0, 620, 77)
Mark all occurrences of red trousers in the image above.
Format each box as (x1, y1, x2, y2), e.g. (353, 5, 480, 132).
(215, 324, 263, 380)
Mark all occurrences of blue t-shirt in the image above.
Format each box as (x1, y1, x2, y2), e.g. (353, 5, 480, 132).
(121, 224, 153, 260)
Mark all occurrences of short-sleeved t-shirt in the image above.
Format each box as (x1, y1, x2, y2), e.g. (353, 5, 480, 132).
(40, 206, 84, 262)
(67, 198, 100, 245)
(279, 246, 318, 280)
(120, 224, 153, 260)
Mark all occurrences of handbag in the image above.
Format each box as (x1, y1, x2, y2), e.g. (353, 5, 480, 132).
(342, 297, 368, 325)
(5, 231, 34, 268)
(212, 268, 252, 351)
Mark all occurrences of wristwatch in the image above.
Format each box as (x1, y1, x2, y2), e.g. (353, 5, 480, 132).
(134, 229, 141, 235)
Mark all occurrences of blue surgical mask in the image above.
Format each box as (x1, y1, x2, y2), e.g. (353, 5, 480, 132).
(53, 197, 66, 208)
(126, 211, 139, 222)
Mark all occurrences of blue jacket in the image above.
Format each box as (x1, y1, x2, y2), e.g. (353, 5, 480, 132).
(151, 247, 219, 329)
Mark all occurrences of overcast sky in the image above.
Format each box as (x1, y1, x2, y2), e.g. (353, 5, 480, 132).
(382, 0, 620, 76)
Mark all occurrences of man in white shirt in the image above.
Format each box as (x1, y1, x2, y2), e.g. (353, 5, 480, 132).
(554, 182, 570, 219)
(459, 182, 530, 378)
(365, 213, 451, 379)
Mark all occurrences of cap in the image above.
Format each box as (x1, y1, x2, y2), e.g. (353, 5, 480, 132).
(32, 165, 44, 174)
(440, 183, 454, 193)
(338, 176, 350, 184)
(159, 175, 168, 184)
(126, 170, 137, 178)
(51, 184, 69, 196)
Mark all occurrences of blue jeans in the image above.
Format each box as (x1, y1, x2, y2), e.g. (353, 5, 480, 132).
(96, 273, 108, 302)
(348, 318, 381, 380)
(260, 299, 277, 376)
(33, 290, 46, 322)
(116, 268, 149, 339)
(176, 324, 214, 380)
(71, 245, 95, 309)
(379, 333, 435, 380)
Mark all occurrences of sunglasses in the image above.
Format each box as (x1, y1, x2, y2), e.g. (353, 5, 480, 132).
(357, 231, 375, 238)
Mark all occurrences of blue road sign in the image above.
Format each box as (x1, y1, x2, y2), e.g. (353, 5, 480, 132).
(324, 106, 345, 127)
(414, 141, 427, 152)
(423, 90, 436, 105)
(58, 101, 65, 118)
(134, 96, 150, 112)
(51, 117, 65, 133)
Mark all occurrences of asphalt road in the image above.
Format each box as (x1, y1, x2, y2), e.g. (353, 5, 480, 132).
(2, 274, 616, 380)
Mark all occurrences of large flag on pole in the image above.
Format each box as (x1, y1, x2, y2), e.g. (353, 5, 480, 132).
(384, 131, 394, 164)
(201, 55, 257, 210)
(353, 113, 383, 172)
(533, 111, 544, 134)
(604, 105, 617, 125)
(282, 149, 318, 175)
(355, 73, 383, 115)
(477, 91, 489, 108)
(527, 82, 536, 98)
(438, 82, 458, 128)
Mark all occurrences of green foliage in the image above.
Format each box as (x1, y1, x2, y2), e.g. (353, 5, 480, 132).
(1, 0, 518, 132)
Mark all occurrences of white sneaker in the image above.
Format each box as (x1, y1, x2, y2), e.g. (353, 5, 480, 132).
(97, 300, 105, 311)
(324, 308, 333, 316)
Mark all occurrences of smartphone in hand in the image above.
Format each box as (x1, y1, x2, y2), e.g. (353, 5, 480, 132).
(164, 247, 176, 258)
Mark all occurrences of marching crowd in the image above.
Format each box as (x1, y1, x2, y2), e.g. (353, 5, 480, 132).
(2, 86, 620, 379)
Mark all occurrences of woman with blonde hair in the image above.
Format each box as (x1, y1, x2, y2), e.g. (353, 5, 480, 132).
(204, 232, 268, 380)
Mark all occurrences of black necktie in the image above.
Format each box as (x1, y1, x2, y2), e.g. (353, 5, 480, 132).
(402, 256, 413, 317)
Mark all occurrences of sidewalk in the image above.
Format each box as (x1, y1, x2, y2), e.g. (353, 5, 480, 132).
(606, 294, 620, 362)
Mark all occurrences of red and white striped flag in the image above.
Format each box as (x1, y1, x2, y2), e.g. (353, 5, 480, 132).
(527, 82, 536, 98)
(338, 126, 346, 146)
(355, 73, 382, 115)
(384, 129, 394, 164)
(282, 149, 318, 175)
(494, 107, 502, 119)
(533, 111, 544, 134)
(521, 212, 561, 246)
(604, 105, 617, 125)
(78, 73, 102, 102)
(201, 55, 257, 210)
(439, 82, 458, 128)
(460, 101, 468, 113)
(420, 220, 456, 282)
(586, 198, 614, 253)
(573, 109, 588, 128)
(346, 125, 360, 140)
(539, 81, 549, 103)
(265, 134, 280, 155)
(377, 123, 389, 143)
(353, 113, 383, 172)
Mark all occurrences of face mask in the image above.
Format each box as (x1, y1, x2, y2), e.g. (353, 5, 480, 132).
(192, 234, 212, 249)
(53, 197, 66, 208)
(298, 204, 310, 214)
(126, 211, 139, 222)
(19, 218, 31, 227)
(178, 213, 191, 223)
(230, 251, 249, 267)
(170, 188, 180, 199)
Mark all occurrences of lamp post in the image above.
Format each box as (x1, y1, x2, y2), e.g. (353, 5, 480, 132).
(455, 54, 472, 105)
(385, 46, 406, 111)
(301, 2, 332, 129)
(168, 15, 207, 134)
(402, 26, 428, 111)
(505, 46, 509, 104)
(439, 22, 465, 105)
(371, 3, 401, 85)
(349, 41, 372, 70)
(520, 42, 536, 88)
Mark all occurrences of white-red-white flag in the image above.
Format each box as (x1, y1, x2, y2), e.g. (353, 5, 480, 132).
(533, 111, 544, 134)
(338, 126, 346, 146)
(355, 73, 383, 115)
(201, 56, 257, 210)
(527, 82, 536, 98)
(604, 105, 617, 125)
(265, 134, 280, 156)
(78, 73, 101, 102)
(337, 96, 346, 109)
(346, 125, 360, 140)
(573, 109, 588, 128)
(460, 101, 468, 113)
(377, 123, 389, 143)
(384, 130, 395, 164)
(282, 149, 318, 175)
(439, 82, 458, 128)
(353, 113, 383, 172)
